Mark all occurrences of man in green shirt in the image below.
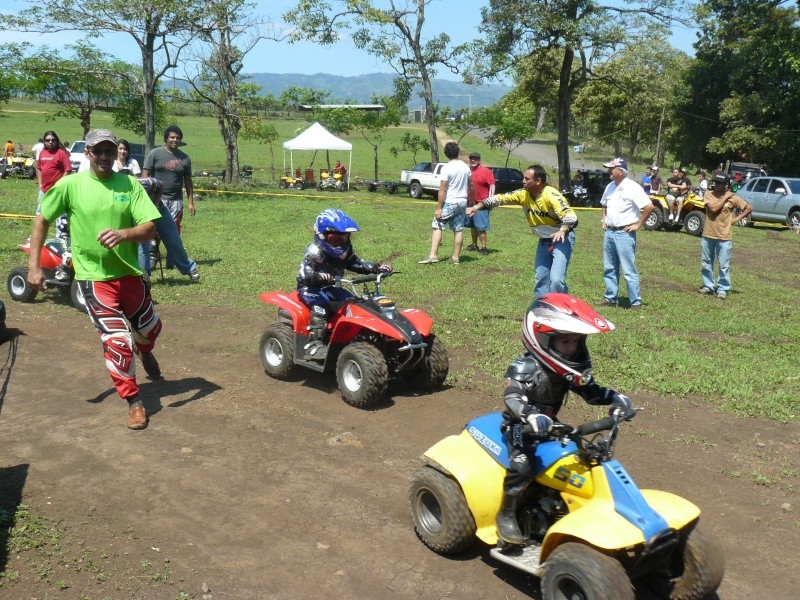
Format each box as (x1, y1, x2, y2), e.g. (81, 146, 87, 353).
(27, 129, 163, 430)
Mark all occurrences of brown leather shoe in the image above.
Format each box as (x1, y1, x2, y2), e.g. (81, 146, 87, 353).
(127, 404, 148, 430)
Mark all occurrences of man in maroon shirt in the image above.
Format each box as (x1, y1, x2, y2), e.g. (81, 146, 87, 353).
(465, 152, 496, 256)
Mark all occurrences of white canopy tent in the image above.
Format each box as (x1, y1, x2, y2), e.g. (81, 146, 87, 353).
(282, 122, 353, 190)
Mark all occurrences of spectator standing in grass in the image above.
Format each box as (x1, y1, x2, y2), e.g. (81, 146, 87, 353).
(598, 158, 654, 310)
(467, 164, 578, 300)
(465, 152, 495, 256)
(27, 129, 163, 430)
(3, 139, 14, 160)
(641, 166, 652, 194)
(418, 141, 472, 265)
(698, 173, 752, 300)
(115, 139, 142, 176)
(142, 125, 199, 281)
(36, 130, 72, 210)
(31, 138, 44, 160)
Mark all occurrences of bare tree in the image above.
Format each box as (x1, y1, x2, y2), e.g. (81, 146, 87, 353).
(178, 1, 288, 183)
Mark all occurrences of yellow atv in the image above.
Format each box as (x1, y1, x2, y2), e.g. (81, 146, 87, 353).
(0, 154, 36, 180)
(643, 189, 706, 236)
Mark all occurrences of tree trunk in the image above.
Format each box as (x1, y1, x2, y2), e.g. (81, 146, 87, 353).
(419, 65, 439, 164)
(373, 144, 379, 181)
(141, 23, 157, 154)
(556, 49, 574, 190)
(536, 106, 547, 133)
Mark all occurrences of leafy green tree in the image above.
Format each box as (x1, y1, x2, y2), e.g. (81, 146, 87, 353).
(1, 0, 220, 152)
(112, 91, 170, 138)
(572, 40, 689, 162)
(475, 102, 536, 167)
(389, 131, 431, 165)
(673, 0, 800, 174)
(19, 45, 137, 136)
(0, 44, 29, 104)
(284, 0, 466, 164)
(279, 85, 331, 112)
(241, 118, 280, 180)
(475, 0, 683, 188)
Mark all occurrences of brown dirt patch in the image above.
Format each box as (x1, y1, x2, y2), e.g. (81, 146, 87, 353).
(1, 302, 798, 599)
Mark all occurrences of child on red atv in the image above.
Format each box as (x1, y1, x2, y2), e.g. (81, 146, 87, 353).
(297, 209, 393, 360)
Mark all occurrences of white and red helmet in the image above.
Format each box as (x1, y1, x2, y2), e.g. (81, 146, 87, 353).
(522, 293, 615, 386)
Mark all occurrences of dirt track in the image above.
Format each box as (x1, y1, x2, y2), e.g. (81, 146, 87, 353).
(1, 302, 798, 599)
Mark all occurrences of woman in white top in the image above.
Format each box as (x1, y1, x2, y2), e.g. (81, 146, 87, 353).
(114, 139, 142, 175)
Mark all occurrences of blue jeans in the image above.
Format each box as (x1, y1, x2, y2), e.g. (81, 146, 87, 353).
(138, 204, 198, 275)
(603, 230, 641, 305)
(701, 237, 732, 292)
(534, 231, 575, 300)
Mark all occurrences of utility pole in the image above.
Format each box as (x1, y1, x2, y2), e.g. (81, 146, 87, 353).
(655, 104, 666, 166)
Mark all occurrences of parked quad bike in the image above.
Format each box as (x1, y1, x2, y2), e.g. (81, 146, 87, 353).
(278, 173, 305, 190)
(410, 409, 724, 600)
(317, 168, 345, 191)
(7, 239, 87, 313)
(258, 273, 448, 409)
(1, 154, 37, 180)
(644, 189, 706, 236)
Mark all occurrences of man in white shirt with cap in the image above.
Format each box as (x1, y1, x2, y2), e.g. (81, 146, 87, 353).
(598, 158, 654, 310)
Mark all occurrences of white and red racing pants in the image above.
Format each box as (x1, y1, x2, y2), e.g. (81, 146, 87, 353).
(80, 275, 162, 401)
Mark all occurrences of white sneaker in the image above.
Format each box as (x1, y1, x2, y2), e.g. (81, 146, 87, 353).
(54, 265, 70, 281)
(667, 214, 674, 222)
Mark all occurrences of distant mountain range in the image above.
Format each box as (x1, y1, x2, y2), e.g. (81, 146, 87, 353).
(243, 72, 511, 109)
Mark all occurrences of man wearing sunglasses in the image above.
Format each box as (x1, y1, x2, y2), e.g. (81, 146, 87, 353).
(27, 129, 163, 431)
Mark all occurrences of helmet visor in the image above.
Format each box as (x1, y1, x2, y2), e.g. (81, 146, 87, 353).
(325, 232, 350, 246)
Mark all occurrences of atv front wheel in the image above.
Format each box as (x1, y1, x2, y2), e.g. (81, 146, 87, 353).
(335, 342, 388, 409)
(7, 267, 38, 303)
(684, 210, 705, 236)
(642, 521, 724, 600)
(259, 324, 298, 380)
(542, 543, 634, 600)
(409, 466, 476, 555)
(405, 335, 449, 392)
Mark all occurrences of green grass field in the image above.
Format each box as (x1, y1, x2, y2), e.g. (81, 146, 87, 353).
(2, 101, 799, 422)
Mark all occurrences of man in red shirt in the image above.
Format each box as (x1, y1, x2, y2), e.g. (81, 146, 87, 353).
(465, 152, 496, 256)
(36, 130, 72, 212)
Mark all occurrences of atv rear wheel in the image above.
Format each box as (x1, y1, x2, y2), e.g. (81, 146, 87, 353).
(542, 542, 634, 600)
(294, 181, 304, 191)
(644, 206, 664, 231)
(278, 181, 288, 189)
(7, 267, 38, 303)
(405, 335, 449, 392)
(642, 521, 724, 600)
(259, 324, 298, 380)
(409, 466, 476, 555)
(335, 342, 388, 409)
(684, 210, 705, 236)
(26, 166, 36, 179)
(70, 280, 87, 313)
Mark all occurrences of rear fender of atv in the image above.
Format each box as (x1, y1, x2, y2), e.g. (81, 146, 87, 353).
(422, 430, 506, 546)
(259, 291, 310, 333)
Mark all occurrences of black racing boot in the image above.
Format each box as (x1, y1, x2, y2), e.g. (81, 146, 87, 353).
(304, 313, 328, 360)
(495, 492, 525, 545)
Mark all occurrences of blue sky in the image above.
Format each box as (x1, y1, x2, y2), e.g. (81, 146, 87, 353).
(2, 0, 698, 79)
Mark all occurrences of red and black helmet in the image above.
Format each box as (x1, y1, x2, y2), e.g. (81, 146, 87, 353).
(522, 293, 615, 386)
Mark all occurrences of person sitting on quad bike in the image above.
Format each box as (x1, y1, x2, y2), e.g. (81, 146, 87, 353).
(495, 293, 633, 546)
(297, 209, 393, 360)
(666, 167, 692, 223)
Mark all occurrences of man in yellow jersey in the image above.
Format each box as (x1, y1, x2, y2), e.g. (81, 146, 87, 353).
(468, 164, 578, 299)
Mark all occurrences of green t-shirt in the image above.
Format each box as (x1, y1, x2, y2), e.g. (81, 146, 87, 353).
(40, 171, 161, 281)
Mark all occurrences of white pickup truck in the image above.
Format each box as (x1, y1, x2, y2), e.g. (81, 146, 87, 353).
(399, 162, 444, 199)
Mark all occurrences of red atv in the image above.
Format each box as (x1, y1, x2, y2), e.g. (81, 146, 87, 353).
(6, 239, 87, 313)
(258, 273, 448, 409)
